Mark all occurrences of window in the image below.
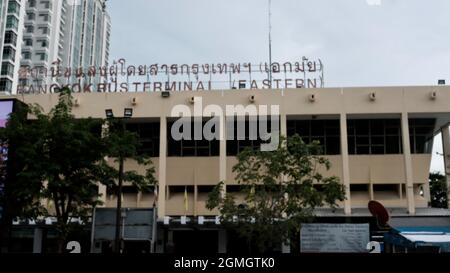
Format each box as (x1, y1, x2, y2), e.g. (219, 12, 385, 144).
(6, 15, 19, 30)
(347, 119, 402, 155)
(2, 47, 16, 62)
(37, 39, 47, 47)
(168, 118, 220, 157)
(1, 63, 14, 77)
(4, 31, 17, 45)
(41, 1, 51, 9)
(25, 25, 34, 33)
(24, 38, 33, 46)
(35, 52, 48, 61)
(7, 1, 20, 16)
(409, 119, 435, 154)
(287, 119, 340, 155)
(27, 12, 36, 20)
(124, 122, 160, 157)
(22, 51, 31, 60)
(29, 0, 36, 8)
(0, 79, 13, 92)
(38, 26, 48, 34)
(227, 116, 279, 156)
(1, 62, 14, 77)
(38, 13, 50, 22)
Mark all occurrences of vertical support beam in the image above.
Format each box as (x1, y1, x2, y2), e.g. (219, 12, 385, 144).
(32, 228, 43, 254)
(137, 192, 142, 208)
(194, 185, 198, 217)
(280, 113, 291, 253)
(219, 115, 227, 196)
(158, 117, 167, 219)
(98, 185, 107, 207)
(442, 126, 450, 209)
(369, 183, 374, 201)
(218, 230, 227, 253)
(99, 121, 109, 207)
(340, 113, 351, 215)
(401, 112, 415, 215)
(280, 114, 287, 138)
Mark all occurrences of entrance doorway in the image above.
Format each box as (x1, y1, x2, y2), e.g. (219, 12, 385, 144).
(171, 230, 218, 254)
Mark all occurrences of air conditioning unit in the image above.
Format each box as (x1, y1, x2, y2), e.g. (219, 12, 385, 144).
(161, 91, 170, 98)
(163, 216, 170, 225)
(430, 91, 438, 100)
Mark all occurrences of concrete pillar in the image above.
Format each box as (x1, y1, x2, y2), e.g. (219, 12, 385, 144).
(98, 184, 107, 207)
(280, 113, 291, 253)
(280, 114, 287, 138)
(155, 227, 165, 253)
(218, 229, 227, 253)
(32, 228, 43, 254)
(158, 117, 167, 219)
(99, 121, 109, 206)
(281, 241, 291, 254)
(401, 113, 415, 215)
(220, 115, 227, 196)
(137, 192, 142, 207)
(340, 113, 351, 215)
(442, 126, 450, 209)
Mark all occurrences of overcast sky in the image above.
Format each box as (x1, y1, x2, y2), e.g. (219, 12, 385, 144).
(108, 0, 449, 173)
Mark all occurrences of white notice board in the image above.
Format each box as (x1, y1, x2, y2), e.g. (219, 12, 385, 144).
(300, 223, 370, 253)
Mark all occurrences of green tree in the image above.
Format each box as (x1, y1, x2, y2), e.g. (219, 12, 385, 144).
(0, 88, 156, 253)
(429, 172, 448, 209)
(207, 135, 346, 253)
(99, 117, 157, 253)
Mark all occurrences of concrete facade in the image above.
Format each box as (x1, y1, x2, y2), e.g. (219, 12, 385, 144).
(0, 0, 25, 94)
(13, 86, 450, 220)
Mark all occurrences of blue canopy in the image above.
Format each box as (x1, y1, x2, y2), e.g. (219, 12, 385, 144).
(385, 227, 450, 252)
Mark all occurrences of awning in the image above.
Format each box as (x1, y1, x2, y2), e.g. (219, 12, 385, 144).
(384, 223, 450, 252)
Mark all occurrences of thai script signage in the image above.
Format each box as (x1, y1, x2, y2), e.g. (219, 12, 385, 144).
(17, 57, 324, 94)
(300, 223, 370, 253)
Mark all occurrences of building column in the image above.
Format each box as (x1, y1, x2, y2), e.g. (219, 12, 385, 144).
(442, 126, 450, 209)
(33, 228, 43, 254)
(218, 229, 227, 253)
(340, 113, 351, 215)
(98, 185, 107, 207)
(280, 113, 291, 253)
(220, 115, 227, 195)
(99, 121, 109, 206)
(158, 117, 167, 219)
(401, 113, 415, 215)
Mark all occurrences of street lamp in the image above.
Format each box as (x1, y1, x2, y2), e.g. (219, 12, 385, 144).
(105, 108, 133, 253)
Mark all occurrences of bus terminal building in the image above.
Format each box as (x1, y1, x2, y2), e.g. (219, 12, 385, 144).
(5, 85, 450, 253)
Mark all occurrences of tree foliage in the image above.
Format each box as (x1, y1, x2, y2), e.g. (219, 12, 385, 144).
(0, 88, 156, 252)
(429, 172, 448, 209)
(207, 135, 346, 253)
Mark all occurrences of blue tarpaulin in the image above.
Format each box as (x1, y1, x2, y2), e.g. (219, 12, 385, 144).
(384, 227, 450, 252)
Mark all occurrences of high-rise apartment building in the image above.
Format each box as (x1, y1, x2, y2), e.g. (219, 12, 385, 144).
(61, 0, 111, 88)
(0, 0, 26, 94)
(0, 0, 111, 94)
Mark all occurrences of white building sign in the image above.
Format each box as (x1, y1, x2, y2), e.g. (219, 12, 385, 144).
(300, 223, 370, 253)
